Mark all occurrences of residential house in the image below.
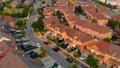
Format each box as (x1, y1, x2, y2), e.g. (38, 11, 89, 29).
(44, 7, 56, 16)
(47, 22, 95, 49)
(0, 51, 28, 68)
(86, 40, 120, 68)
(23, 0, 33, 6)
(43, 16, 59, 28)
(81, 2, 109, 25)
(74, 21, 112, 39)
(10, 0, 21, 8)
(111, 15, 120, 21)
(0, 15, 16, 28)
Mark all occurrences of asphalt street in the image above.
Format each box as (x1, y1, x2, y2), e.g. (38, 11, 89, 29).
(25, 1, 73, 68)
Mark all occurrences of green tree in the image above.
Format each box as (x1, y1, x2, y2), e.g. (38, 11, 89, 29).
(52, 63, 58, 68)
(75, 5, 83, 14)
(31, 19, 44, 31)
(16, 20, 27, 30)
(56, 10, 62, 19)
(73, 49, 81, 58)
(39, 46, 47, 58)
(52, 0, 57, 5)
(107, 19, 120, 30)
(85, 54, 99, 68)
(0, 3, 4, 11)
(91, 18, 97, 23)
(67, 0, 74, 6)
(68, 64, 79, 68)
(28, 7, 34, 14)
(104, 37, 111, 42)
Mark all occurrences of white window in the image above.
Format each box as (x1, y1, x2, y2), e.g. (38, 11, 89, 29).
(90, 48, 94, 53)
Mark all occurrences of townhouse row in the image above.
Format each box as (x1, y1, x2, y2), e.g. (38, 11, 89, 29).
(43, 0, 120, 67)
(44, 2, 112, 39)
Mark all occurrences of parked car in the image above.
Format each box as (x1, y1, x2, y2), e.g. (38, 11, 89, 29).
(15, 39, 23, 43)
(27, 51, 38, 58)
(52, 47, 60, 52)
(43, 41, 48, 45)
(37, 42, 41, 47)
(71, 47, 76, 52)
(80, 55, 86, 61)
(66, 58, 73, 63)
(27, 51, 34, 55)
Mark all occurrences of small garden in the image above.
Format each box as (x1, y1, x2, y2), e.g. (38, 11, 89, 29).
(56, 10, 70, 26)
(39, 46, 47, 58)
(46, 36, 68, 49)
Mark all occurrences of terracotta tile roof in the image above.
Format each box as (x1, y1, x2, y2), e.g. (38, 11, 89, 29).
(62, 9, 75, 16)
(55, 2, 68, 7)
(3, 15, 16, 23)
(64, 27, 78, 37)
(44, 7, 56, 13)
(75, 21, 111, 34)
(65, 39, 72, 44)
(109, 58, 120, 66)
(0, 52, 28, 68)
(58, 6, 74, 11)
(49, 22, 94, 43)
(88, 40, 111, 54)
(43, 16, 59, 26)
(50, 23, 66, 32)
(66, 15, 80, 23)
(81, 2, 108, 20)
(112, 15, 120, 21)
(109, 44, 120, 58)
(72, 31, 94, 43)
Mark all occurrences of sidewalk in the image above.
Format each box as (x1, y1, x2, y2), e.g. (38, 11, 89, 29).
(36, 32, 90, 67)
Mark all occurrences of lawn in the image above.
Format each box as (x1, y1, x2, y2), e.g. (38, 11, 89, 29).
(3, 8, 23, 14)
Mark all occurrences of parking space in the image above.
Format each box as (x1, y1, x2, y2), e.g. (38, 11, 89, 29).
(41, 56, 63, 68)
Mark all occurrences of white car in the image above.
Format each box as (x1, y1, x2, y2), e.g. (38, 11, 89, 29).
(37, 43, 41, 47)
(80, 55, 86, 61)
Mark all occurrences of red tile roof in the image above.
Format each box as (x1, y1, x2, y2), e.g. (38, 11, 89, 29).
(0, 52, 28, 68)
(55, 2, 68, 7)
(109, 59, 120, 66)
(49, 22, 94, 43)
(43, 16, 59, 26)
(3, 15, 16, 23)
(112, 15, 120, 21)
(75, 21, 111, 34)
(72, 31, 94, 43)
(109, 44, 120, 58)
(50, 22, 66, 32)
(88, 40, 111, 54)
(44, 7, 56, 13)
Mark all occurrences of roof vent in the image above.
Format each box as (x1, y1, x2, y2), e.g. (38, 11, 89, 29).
(74, 36, 77, 39)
